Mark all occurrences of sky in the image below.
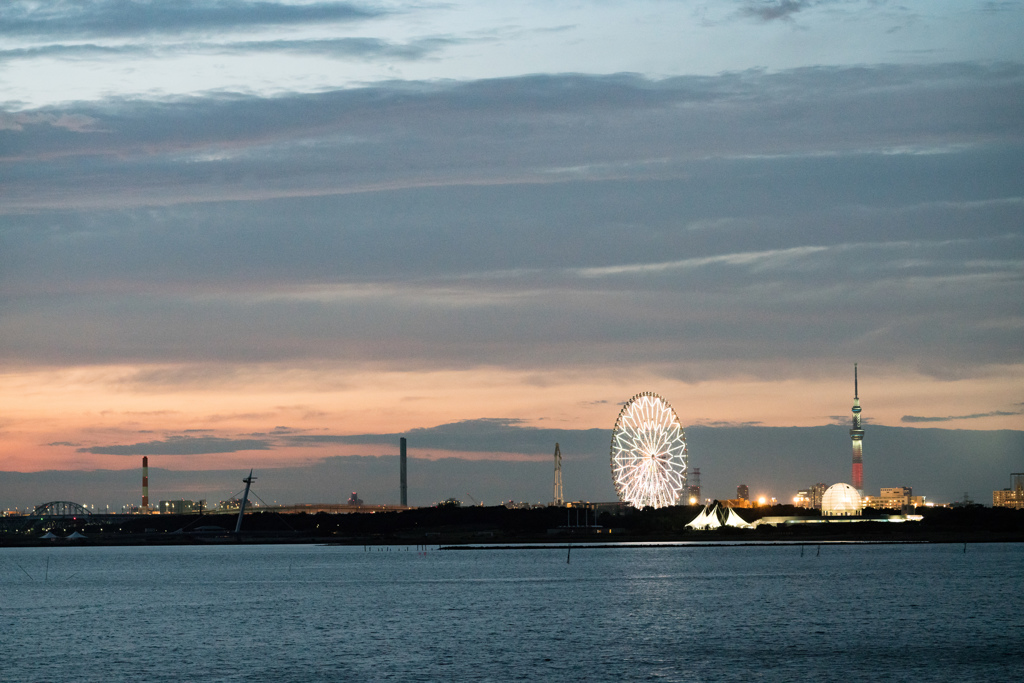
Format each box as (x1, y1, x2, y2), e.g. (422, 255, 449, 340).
(1, 0, 1023, 509)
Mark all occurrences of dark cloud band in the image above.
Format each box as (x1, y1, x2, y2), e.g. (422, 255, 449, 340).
(78, 435, 273, 455)
(901, 410, 1022, 423)
(0, 0, 382, 39)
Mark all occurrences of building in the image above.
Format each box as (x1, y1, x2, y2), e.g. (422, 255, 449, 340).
(821, 483, 862, 517)
(881, 486, 912, 501)
(850, 364, 865, 496)
(217, 497, 246, 511)
(157, 499, 205, 514)
(993, 473, 1024, 509)
(863, 486, 915, 510)
(794, 483, 827, 509)
(737, 484, 749, 501)
(993, 490, 1023, 509)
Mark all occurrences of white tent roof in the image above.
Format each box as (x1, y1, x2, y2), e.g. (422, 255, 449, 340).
(40, 531, 58, 539)
(687, 503, 754, 530)
(66, 531, 87, 539)
(685, 505, 708, 529)
(723, 507, 753, 528)
(686, 504, 722, 530)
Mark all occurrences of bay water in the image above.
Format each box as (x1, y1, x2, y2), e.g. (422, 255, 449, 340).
(1, 542, 1021, 682)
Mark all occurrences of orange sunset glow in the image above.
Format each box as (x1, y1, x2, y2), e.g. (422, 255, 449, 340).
(3, 363, 1021, 475)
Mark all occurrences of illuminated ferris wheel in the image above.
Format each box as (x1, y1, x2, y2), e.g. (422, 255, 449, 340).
(610, 392, 688, 509)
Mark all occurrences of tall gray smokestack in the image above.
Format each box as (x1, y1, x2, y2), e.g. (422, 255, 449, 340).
(400, 437, 407, 507)
(142, 456, 149, 511)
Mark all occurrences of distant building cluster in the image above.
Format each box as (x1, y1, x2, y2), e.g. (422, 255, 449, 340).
(863, 487, 926, 511)
(216, 497, 261, 512)
(993, 474, 1024, 509)
(157, 499, 205, 515)
(794, 483, 827, 509)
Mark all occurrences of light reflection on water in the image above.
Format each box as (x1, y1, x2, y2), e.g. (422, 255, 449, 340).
(1, 543, 1021, 682)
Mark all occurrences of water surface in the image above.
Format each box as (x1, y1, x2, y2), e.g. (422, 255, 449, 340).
(1, 543, 1020, 681)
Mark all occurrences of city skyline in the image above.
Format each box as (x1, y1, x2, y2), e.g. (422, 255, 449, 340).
(2, 1, 1022, 505)
(4, 421, 1022, 511)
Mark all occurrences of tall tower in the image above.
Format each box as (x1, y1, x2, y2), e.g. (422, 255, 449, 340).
(400, 437, 408, 507)
(141, 456, 149, 512)
(850, 363, 865, 496)
(552, 443, 564, 506)
(687, 467, 701, 503)
(234, 469, 256, 534)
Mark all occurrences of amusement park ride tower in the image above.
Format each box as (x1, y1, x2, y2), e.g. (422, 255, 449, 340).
(850, 364, 865, 496)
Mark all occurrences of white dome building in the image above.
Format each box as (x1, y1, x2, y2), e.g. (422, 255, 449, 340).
(822, 483, 863, 517)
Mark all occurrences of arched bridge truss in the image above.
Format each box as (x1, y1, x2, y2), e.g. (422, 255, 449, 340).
(31, 501, 93, 518)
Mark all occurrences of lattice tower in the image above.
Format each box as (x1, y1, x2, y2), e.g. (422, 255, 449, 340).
(553, 443, 564, 506)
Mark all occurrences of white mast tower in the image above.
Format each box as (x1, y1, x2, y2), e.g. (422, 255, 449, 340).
(234, 469, 256, 535)
(552, 443, 564, 506)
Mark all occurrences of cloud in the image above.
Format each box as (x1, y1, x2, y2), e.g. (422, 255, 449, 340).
(0, 65, 1020, 378)
(77, 435, 273, 455)
(0, 111, 102, 132)
(901, 410, 1023, 423)
(4, 63, 1021, 200)
(0, 36, 456, 65)
(741, 0, 814, 22)
(0, 43, 133, 63)
(246, 426, 306, 436)
(227, 36, 457, 60)
(288, 417, 609, 457)
(0, 0, 382, 39)
(979, 2, 1022, 13)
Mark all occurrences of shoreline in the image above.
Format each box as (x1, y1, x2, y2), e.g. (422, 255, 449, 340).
(4, 504, 1022, 547)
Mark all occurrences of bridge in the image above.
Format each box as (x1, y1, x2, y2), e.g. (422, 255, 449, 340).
(30, 501, 93, 518)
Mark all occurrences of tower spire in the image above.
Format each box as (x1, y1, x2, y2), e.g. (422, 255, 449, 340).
(850, 364, 864, 496)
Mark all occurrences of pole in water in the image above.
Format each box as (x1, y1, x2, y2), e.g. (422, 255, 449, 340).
(816, 545, 820, 556)
(963, 542, 967, 554)
(567, 546, 571, 564)
(801, 545, 804, 557)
